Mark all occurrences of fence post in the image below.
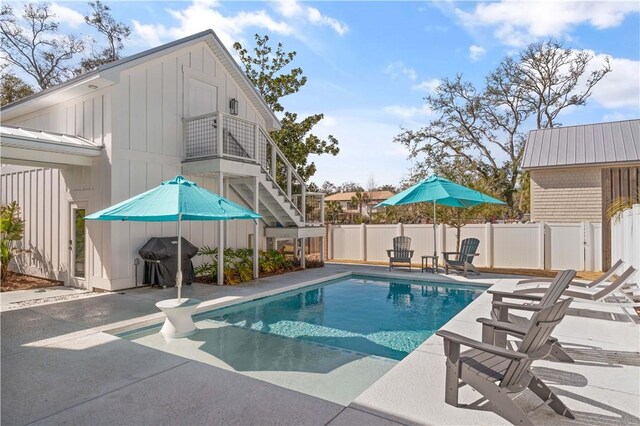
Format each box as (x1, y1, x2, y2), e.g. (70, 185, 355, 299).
(360, 223, 366, 261)
(622, 209, 633, 270)
(397, 223, 403, 237)
(539, 221, 546, 270)
(579, 222, 587, 271)
(439, 223, 446, 263)
(633, 205, 640, 283)
(583, 222, 593, 272)
(485, 223, 493, 268)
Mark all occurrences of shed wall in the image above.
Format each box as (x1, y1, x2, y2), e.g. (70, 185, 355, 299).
(530, 167, 602, 223)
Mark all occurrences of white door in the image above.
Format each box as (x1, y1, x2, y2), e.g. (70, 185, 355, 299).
(68, 202, 88, 288)
(188, 78, 218, 117)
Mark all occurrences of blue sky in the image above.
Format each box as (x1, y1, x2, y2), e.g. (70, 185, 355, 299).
(17, 0, 640, 187)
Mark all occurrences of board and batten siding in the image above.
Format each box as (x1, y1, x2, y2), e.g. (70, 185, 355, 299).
(1, 40, 270, 291)
(530, 166, 602, 223)
(0, 166, 112, 286)
(105, 42, 268, 290)
(4, 91, 110, 148)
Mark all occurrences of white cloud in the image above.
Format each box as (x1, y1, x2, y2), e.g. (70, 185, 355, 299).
(274, 0, 303, 18)
(132, 0, 294, 49)
(383, 104, 433, 121)
(307, 7, 349, 36)
(588, 53, 640, 109)
(131, 0, 347, 51)
(469, 45, 486, 62)
(273, 0, 348, 35)
(412, 78, 440, 94)
(51, 3, 85, 28)
(384, 61, 417, 81)
(457, 1, 640, 47)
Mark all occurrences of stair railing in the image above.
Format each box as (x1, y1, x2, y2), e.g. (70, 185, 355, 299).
(184, 111, 308, 223)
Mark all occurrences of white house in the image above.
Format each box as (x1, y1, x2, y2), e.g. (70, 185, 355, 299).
(0, 30, 324, 291)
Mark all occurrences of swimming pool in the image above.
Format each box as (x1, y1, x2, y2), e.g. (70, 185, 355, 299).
(120, 275, 484, 404)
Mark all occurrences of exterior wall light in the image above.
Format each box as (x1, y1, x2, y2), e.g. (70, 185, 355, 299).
(229, 98, 239, 115)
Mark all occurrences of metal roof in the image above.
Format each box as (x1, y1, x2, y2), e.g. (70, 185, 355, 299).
(522, 119, 640, 169)
(1, 125, 101, 151)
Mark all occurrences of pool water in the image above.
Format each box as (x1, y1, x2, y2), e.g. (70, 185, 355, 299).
(203, 277, 482, 360)
(120, 275, 484, 405)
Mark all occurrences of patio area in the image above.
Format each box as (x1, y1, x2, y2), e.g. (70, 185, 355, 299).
(1, 264, 638, 425)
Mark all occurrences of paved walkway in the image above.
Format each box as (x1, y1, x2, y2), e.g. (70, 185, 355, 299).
(1, 264, 638, 425)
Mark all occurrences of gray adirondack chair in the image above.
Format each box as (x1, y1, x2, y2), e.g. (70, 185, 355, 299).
(387, 236, 414, 271)
(436, 297, 575, 426)
(443, 238, 480, 276)
(483, 269, 576, 362)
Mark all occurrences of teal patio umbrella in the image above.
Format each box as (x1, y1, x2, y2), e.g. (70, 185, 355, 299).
(85, 175, 261, 300)
(376, 175, 505, 259)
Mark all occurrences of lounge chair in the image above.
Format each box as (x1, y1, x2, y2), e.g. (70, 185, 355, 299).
(387, 236, 414, 271)
(514, 266, 638, 322)
(485, 269, 577, 362)
(443, 237, 480, 276)
(513, 266, 636, 303)
(516, 259, 624, 288)
(436, 298, 575, 426)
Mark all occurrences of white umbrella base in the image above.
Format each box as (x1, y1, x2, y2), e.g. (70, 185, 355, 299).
(155, 298, 201, 339)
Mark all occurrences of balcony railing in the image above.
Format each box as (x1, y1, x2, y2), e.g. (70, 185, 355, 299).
(184, 112, 323, 225)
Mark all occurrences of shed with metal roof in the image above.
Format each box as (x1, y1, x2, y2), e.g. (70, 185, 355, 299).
(522, 119, 640, 270)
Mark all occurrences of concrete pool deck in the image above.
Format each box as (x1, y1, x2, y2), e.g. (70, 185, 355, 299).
(1, 264, 638, 425)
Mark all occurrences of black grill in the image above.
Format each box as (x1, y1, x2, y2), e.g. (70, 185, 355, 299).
(138, 237, 198, 287)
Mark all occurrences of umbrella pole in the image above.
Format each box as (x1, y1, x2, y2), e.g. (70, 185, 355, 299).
(177, 214, 183, 302)
(433, 201, 437, 259)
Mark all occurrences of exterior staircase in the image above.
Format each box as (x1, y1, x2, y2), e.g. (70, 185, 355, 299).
(183, 111, 324, 230)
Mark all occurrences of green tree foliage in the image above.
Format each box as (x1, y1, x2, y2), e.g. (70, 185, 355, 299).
(0, 72, 34, 106)
(0, 3, 84, 89)
(77, 1, 131, 72)
(234, 34, 339, 183)
(324, 201, 343, 223)
(1, 202, 28, 280)
(349, 191, 370, 215)
(395, 40, 610, 217)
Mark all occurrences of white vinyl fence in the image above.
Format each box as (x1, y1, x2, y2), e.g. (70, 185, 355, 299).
(328, 222, 602, 272)
(611, 204, 640, 284)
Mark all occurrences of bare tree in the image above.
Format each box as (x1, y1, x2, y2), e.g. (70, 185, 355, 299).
(516, 41, 611, 129)
(0, 3, 84, 89)
(395, 39, 611, 215)
(79, 0, 130, 71)
(365, 174, 377, 217)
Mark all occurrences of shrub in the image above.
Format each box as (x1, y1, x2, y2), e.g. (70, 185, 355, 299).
(1, 202, 29, 281)
(194, 246, 321, 285)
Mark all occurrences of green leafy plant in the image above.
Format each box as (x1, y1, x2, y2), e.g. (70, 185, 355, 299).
(194, 246, 320, 285)
(1, 202, 29, 280)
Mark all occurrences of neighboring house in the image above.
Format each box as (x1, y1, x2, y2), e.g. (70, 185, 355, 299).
(324, 191, 395, 218)
(522, 119, 640, 268)
(0, 30, 324, 291)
